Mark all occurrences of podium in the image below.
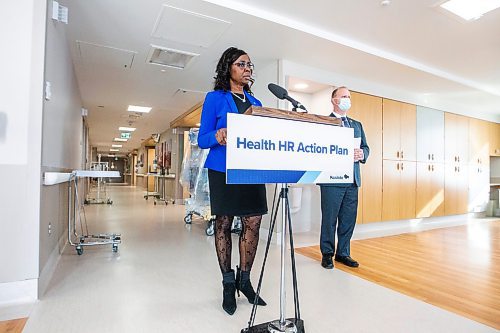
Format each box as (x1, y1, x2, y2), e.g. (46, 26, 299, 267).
(227, 107, 349, 333)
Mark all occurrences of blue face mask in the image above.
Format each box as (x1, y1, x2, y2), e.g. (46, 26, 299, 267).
(338, 98, 351, 111)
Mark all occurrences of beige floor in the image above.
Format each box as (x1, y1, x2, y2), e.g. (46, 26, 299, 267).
(17, 186, 496, 332)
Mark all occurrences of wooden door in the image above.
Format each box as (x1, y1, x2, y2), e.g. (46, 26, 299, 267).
(382, 99, 401, 161)
(399, 160, 416, 219)
(417, 162, 444, 218)
(350, 91, 383, 223)
(416, 106, 444, 163)
(468, 119, 490, 212)
(382, 160, 401, 221)
(445, 113, 468, 165)
(431, 163, 445, 217)
(399, 103, 417, 162)
(445, 163, 468, 215)
(490, 122, 500, 156)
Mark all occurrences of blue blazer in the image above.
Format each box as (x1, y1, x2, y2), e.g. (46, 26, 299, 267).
(320, 115, 370, 187)
(197, 90, 262, 172)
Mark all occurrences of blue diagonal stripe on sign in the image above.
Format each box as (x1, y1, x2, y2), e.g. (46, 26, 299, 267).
(298, 171, 321, 183)
(226, 169, 306, 184)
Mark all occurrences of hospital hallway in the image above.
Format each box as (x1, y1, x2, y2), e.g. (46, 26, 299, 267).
(4, 185, 496, 333)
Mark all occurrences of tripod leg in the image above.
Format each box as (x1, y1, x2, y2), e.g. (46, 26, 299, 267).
(285, 193, 301, 320)
(247, 187, 282, 329)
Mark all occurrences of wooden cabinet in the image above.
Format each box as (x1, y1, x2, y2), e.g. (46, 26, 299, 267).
(444, 113, 468, 165)
(416, 162, 444, 218)
(444, 113, 469, 215)
(444, 163, 469, 215)
(382, 99, 416, 221)
(349, 91, 383, 223)
(383, 99, 416, 161)
(382, 160, 416, 220)
(468, 119, 490, 212)
(415, 107, 445, 217)
(416, 106, 444, 163)
(490, 122, 500, 156)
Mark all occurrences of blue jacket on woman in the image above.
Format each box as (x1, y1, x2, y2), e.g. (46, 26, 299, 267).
(198, 90, 262, 172)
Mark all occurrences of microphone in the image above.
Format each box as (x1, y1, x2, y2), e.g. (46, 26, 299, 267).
(268, 83, 307, 112)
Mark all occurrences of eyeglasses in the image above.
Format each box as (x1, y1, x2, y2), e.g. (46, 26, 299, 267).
(233, 61, 254, 70)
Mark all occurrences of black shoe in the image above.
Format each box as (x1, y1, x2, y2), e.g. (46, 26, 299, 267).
(321, 254, 334, 269)
(236, 266, 267, 306)
(222, 282, 237, 315)
(334, 255, 359, 267)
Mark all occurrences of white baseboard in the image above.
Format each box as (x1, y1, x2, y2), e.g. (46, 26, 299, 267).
(38, 231, 67, 297)
(259, 228, 282, 245)
(0, 279, 37, 309)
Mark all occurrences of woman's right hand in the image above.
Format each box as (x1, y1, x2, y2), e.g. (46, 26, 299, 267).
(215, 128, 227, 145)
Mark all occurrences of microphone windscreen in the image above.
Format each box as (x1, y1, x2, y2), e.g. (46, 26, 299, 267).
(268, 83, 288, 99)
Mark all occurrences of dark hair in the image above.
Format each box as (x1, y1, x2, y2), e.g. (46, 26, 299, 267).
(331, 86, 348, 98)
(213, 47, 253, 93)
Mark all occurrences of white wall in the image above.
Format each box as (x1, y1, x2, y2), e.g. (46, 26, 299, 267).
(38, 0, 85, 296)
(252, 60, 280, 109)
(0, 0, 47, 303)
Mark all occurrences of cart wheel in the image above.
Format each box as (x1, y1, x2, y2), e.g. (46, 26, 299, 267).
(145, 196, 148, 200)
(107, 200, 113, 205)
(76, 247, 83, 255)
(112, 245, 118, 253)
(206, 223, 215, 236)
(154, 201, 157, 205)
(184, 214, 192, 224)
(84, 199, 89, 205)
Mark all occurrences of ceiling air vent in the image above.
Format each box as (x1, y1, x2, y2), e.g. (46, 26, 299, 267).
(147, 46, 199, 69)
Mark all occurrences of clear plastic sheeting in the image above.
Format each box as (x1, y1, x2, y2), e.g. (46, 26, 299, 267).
(180, 128, 212, 222)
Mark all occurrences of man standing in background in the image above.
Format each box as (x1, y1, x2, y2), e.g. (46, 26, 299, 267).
(319, 86, 369, 269)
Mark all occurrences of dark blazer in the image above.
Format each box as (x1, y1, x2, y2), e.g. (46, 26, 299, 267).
(322, 115, 369, 187)
(197, 90, 262, 172)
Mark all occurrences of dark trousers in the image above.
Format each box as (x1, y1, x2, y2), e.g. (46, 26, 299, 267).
(319, 184, 358, 257)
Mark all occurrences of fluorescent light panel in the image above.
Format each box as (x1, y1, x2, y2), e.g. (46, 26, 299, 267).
(294, 83, 309, 90)
(114, 138, 127, 142)
(119, 127, 136, 131)
(128, 105, 152, 113)
(112, 144, 122, 148)
(110, 149, 119, 152)
(440, 0, 500, 20)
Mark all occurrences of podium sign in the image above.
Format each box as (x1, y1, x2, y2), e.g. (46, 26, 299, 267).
(226, 113, 354, 184)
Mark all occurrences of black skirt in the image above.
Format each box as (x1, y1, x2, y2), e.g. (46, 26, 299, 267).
(208, 169, 268, 217)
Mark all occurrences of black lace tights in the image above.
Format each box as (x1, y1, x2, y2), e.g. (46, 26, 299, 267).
(214, 215, 262, 273)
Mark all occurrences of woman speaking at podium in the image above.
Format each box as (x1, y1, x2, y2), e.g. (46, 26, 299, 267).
(198, 47, 268, 315)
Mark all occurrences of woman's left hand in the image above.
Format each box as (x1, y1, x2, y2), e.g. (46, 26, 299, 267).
(215, 128, 227, 145)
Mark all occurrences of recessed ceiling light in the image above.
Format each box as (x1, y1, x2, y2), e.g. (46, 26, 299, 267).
(114, 138, 127, 142)
(110, 149, 119, 152)
(195, 123, 201, 127)
(112, 144, 122, 148)
(440, 0, 500, 21)
(294, 83, 309, 90)
(127, 105, 152, 113)
(119, 127, 136, 132)
(381, 0, 391, 6)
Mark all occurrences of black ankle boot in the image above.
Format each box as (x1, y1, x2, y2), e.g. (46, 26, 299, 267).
(236, 266, 267, 306)
(222, 270, 236, 315)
